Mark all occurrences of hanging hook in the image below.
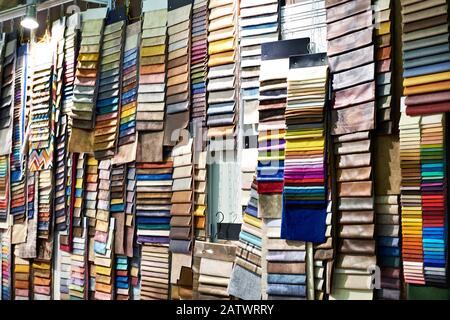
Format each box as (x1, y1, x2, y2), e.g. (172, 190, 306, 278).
(212, 211, 225, 239)
(231, 211, 239, 224)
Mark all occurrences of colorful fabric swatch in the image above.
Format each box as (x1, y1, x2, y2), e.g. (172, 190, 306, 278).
(281, 60, 328, 243)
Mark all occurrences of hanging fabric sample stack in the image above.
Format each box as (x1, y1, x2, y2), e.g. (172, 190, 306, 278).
(170, 138, 194, 255)
(72, 154, 86, 229)
(54, 112, 69, 230)
(399, 112, 449, 287)
(239, 0, 279, 213)
(0, 32, 15, 235)
(94, 18, 125, 159)
(36, 169, 53, 240)
(239, 0, 279, 112)
(401, 0, 450, 116)
(59, 240, 71, 299)
(135, 158, 173, 245)
(240, 148, 258, 229)
(137, 2, 168, 162)
(54, 15, 73, 298)
(62, 13, 79, 117)
(281, 0, 327, 53)
(193, 241, 236, 299)
(0, 156, 8, 224)
(257, 39, 310, 300)
(374, 134, 402, 299)
(374, 193, 402, 299)
(95, 158, 112, 252)
(169, 137, 194, 299)
(193, 150, 207, 240)
(13, 258, 30, 299)
(115, 255, 130, 299)
(313, 191, 333, 300)
(190, 0, 209, 126)
(124, 164, 136, 258)
(110, 164, 126, 257)
(28, 38, 57, 296)
(399, 112, 424, 285)
(263, 219, 307, 300)
(116, 21, 140, 159)
(69, 218, 89, 300)
(257, 57, 289, 219)
(83, 155, 99, 233)
(71, 9, 106, 151)
(59, 156, 78, 252)
(419, 114, 447, 286)
(163, 2, 192, 147)
(28, 39, 54, 173)
(326, 0, 377, 300)
(10, 44, 27, 225)
(92, 159, 114, 300)
(282, 54, 330, 301)
(93, 217, 115, 300)
(207, 0, 238, 152)
(31, 259, 53, 300)
(130, 246, 141, 299)
(140, 244, 170, 300)
(374, 0, 394, 134)
(1, 230, 11, 299)
(0, 34, 16, 158)
(228, 178, 263, 300)
(52, 18, 68, 234)
(373, 6, 402, 291)
(281, 54, 328, 245)
(256, 39, 310, 220)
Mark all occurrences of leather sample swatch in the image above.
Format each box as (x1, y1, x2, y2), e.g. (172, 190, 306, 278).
(327, 0, 376, 301)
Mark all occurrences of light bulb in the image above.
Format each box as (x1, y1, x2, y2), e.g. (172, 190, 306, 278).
(21, 5, 39, 30)
(21, 17, 39, 30)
